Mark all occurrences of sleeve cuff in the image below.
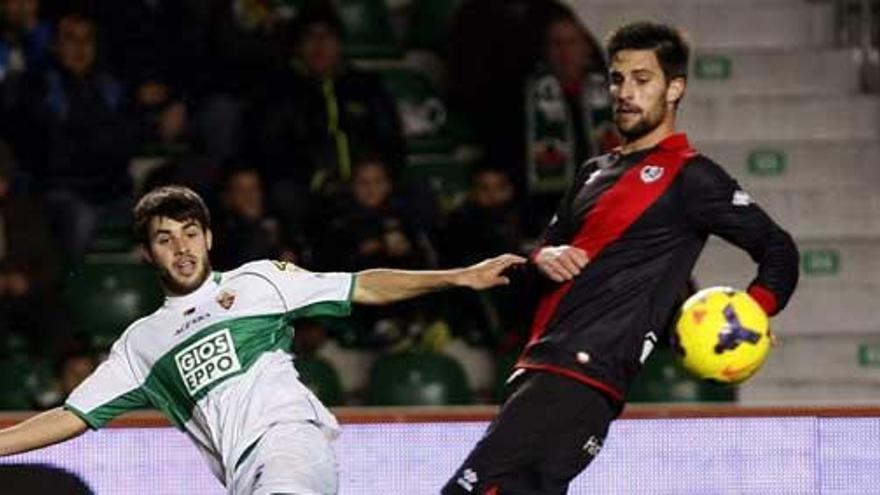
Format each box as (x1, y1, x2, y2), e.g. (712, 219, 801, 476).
(63, 403, 102, 430)
(748, 285, 778, 316)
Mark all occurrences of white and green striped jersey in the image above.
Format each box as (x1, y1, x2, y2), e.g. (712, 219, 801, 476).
(64, 260, 355, 486)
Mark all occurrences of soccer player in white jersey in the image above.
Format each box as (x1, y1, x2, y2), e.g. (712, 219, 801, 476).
(0, 185, 525, 494)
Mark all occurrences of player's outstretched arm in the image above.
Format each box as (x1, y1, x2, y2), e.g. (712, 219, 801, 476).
(352, 253, 526, 305)
(0, 407, 88, 456)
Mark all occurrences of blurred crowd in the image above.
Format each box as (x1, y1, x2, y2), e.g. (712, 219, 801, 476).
(0, 0, 619, 406)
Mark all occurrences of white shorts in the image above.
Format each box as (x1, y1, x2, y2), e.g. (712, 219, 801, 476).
(232, 421, 338, 495)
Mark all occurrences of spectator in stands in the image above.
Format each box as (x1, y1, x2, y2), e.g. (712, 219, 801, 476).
(441, 165, 530, 348)
(318, 156, 438, 349)
(246, 3, 405, 227)
(0, 141, 61, 351)
(131, 81, 191, 158)
(443, 164, 524, 267)
(34, 337, 99, 409)
(319, 156, 434, 272)
(0, 0, 52, 112)
(212, 165, 303, 270)
(91, 2, 197, 161)
(516, 8, 617, 234)
(56, 348, 97, 399)
(93, 1, 208, 97)
(10, 13, 136, 258)
(523, 9, 616, 208)
(447, 0, 572, 182)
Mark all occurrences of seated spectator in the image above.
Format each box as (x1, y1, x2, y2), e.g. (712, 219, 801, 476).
(442, 165, 524, 267)
(10, 13, 136, 258)
(447, 0, 574, 186)
(522, 8, 617, 232)
(246, 3, 405, 226)
(212, 165, 303, 270)
(93, 0, 208, 96)
(33, 336, 98, 409)
(132, 80, 192, 158)
(318, 156, 438, 350)
(318, 157, 434, 272)
(0, 0, 51, 112)
(93, 2, 204, 161)
(0, 141, 62, 353)
(441, 165, 529, 348)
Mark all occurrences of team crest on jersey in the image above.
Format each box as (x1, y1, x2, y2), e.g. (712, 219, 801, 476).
(216, 291, 236, 310)
(640, 165, 664, 183)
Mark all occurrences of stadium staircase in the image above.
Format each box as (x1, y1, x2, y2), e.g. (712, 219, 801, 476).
(570, 0, 880, 403)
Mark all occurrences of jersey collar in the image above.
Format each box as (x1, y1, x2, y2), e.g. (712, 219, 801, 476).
(164, 271, 221, 307)
(656, 132, 691, 152)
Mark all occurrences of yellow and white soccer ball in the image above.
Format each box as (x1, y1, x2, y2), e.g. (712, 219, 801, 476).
(673, 286, 771, 384)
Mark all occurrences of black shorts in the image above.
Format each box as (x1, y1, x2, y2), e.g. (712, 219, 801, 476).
(442, 370, 621, 495)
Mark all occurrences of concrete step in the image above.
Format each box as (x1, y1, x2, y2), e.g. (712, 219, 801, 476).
(689, 49, 860, 96)
(738, 334, 880, 404)
(697, 140, 880, 190)
(748, 187, 880, 239)
(693, 238, 880, 335)
(574, 0, 834, 49)
(680, 95, 880, 141)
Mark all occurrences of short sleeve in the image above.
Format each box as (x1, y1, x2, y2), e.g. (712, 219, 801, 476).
(64, 339, 149, 429)
(257, 260, 356, 319)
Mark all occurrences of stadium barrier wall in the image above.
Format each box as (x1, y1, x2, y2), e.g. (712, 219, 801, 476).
(1, 405, 879, 494)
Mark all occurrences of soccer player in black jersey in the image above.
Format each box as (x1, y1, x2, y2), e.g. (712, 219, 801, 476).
(443, 21, 799, 494)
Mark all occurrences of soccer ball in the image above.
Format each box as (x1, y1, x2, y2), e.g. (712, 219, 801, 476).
(673, 286, 771, 384)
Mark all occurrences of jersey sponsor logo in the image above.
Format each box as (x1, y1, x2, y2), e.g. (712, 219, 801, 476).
(732, 190, 753, 206)
(175, 329, 242, 395)
(174, 311, 212, 336)
(639, 165, 664, 183)
(216, 290, 236, 310)
(455, 468, 479, 492)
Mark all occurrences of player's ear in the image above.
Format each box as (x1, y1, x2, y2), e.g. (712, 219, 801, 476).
(666, 77, 686, 106)
(139, 243, 154, 265)
(205, 228, 213, 251)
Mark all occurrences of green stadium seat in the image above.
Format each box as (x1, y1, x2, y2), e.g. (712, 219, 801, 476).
(64, 261, 163, 349)
(366, 351, 473, 405)
(378, 68, 454, 154)
(88, 212, 135, 253)
(408, 0, 462, 54)
(0, 359, 39, 410)
(296, 356, 345, 406)
(627, 347, 736, 402)
(336, 0, 401, 59)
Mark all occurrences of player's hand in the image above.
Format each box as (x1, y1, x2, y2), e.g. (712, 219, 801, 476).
(457, 254, 527, 290)
(534, 245, 589, 282)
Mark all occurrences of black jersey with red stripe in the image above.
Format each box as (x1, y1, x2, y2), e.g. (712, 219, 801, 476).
(516, 133, 799, 402)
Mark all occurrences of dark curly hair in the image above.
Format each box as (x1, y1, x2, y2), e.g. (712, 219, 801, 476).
(607, 21, 690, 81)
